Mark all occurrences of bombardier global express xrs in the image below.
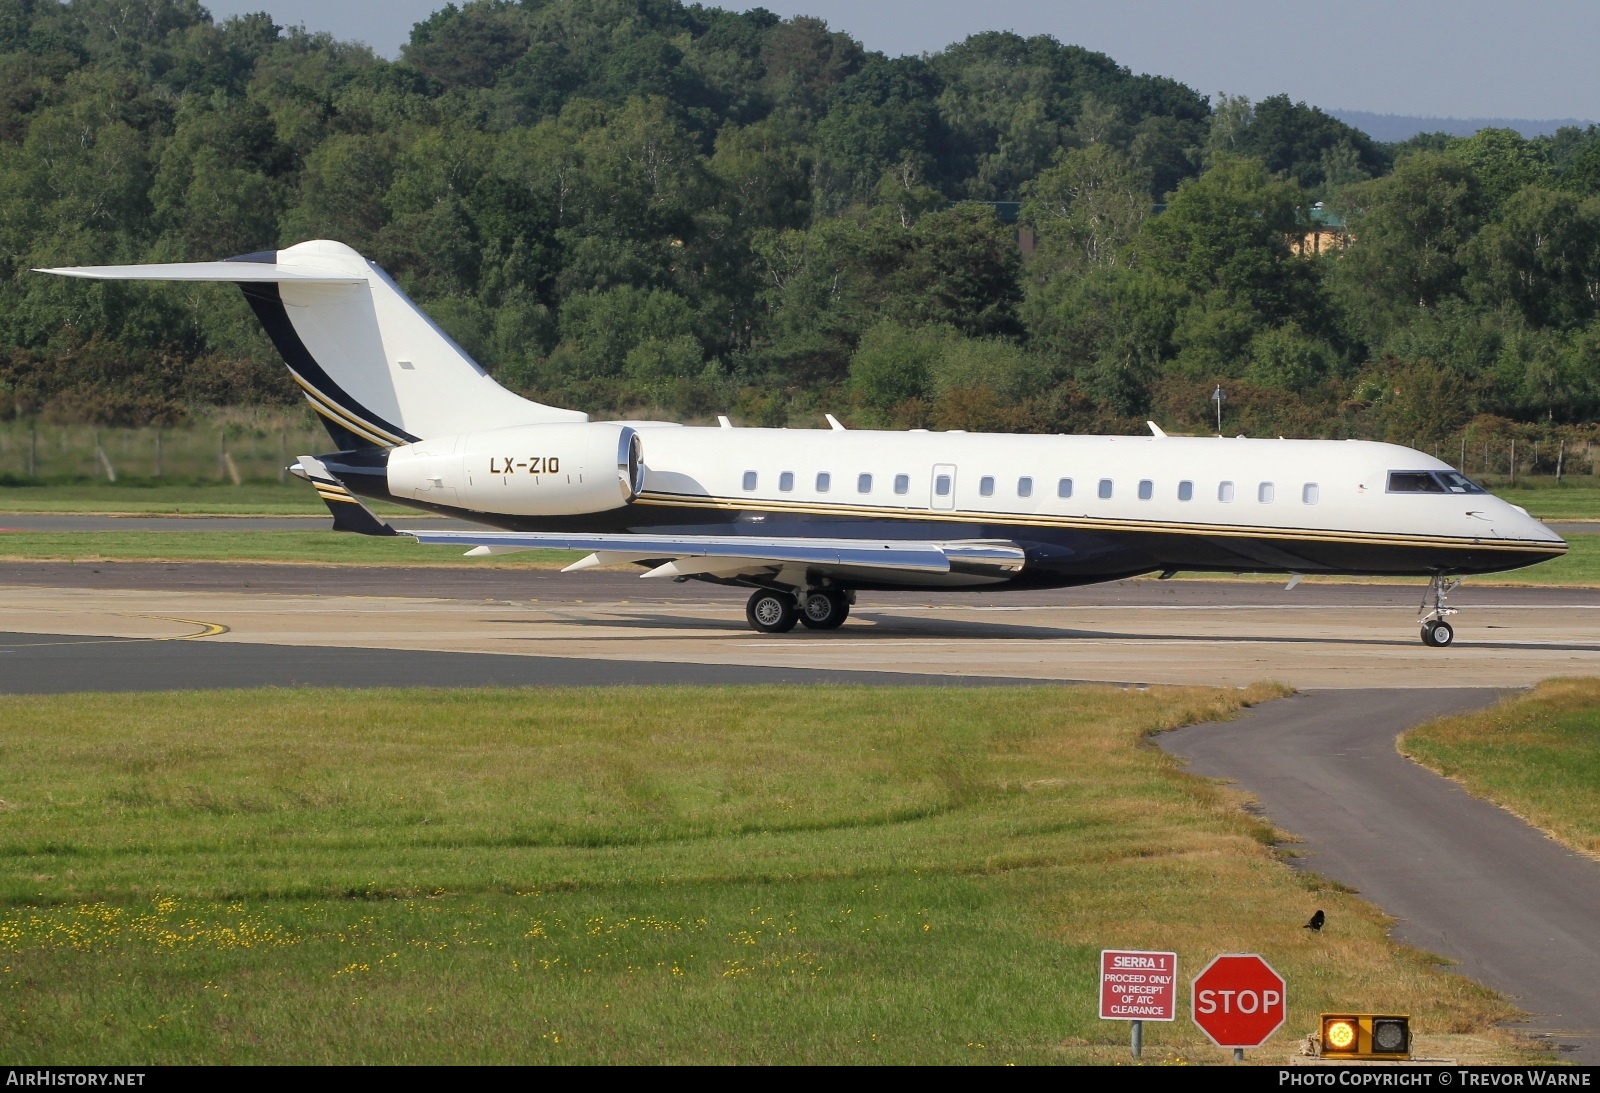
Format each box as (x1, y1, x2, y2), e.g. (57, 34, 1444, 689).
(39, 239, 1567, 646)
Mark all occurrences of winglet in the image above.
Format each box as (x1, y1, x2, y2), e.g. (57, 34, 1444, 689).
(825, 414, 847, 431)
(297, 454, 397, 536)
(1147, 421, 1167, 438)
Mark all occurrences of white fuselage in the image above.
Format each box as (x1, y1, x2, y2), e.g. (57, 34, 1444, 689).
(626, 426, 1555, 552)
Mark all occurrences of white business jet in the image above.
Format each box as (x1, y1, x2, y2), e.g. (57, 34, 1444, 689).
(38, 240, 1566, 646)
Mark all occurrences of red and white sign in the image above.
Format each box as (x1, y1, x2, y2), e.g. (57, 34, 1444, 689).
(1099, 950, 1179, 1022)
(1191, 953, 1286, 1048)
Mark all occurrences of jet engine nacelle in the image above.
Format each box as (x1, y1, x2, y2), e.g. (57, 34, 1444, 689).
(387, 422, 643, 516)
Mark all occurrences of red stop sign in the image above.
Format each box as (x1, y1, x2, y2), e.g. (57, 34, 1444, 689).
(1190, 954, 1286, 1048)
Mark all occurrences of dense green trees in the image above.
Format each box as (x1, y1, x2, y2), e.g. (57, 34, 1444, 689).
(0, 0, 1599, 443)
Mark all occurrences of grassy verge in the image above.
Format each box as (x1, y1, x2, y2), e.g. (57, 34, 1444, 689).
(4, 478, 1600, 520)
(0, 482, 407, 516)
(1402, 680, 1600, 861)
(1492, 482, 1600, 521)
(0, 685, 1535, 1065)
(1162, 534, 1599, 587)
(0, 528, 1592, 585)
(0, 530, 581, 568)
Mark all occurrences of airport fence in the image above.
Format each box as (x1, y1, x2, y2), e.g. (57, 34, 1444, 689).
(0, 410, 325, 485)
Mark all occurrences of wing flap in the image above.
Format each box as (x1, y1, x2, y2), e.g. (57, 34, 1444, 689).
(405, 529, 967, 573)
(404, 529, 1027, 579)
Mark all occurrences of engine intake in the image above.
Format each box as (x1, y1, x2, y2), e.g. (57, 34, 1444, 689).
(387, 423, 643, 516)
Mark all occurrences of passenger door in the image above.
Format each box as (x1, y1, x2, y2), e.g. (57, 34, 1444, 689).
(930, 464, 956, 510)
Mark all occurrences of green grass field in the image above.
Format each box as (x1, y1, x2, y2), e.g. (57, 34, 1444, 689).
(0, 685, 1537, 1065)
(0, 530, 581, 568)
(0, 481, 405, 516)
(1492, 482, 1600, 521)
(1402, 680, 1600, 861)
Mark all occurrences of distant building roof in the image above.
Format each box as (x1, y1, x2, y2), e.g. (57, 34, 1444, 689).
(1306, 201, 1347, 229)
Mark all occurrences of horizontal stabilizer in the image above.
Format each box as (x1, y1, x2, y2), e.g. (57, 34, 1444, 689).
(33, 261, 363, 283)
(297, 455, 397, 536)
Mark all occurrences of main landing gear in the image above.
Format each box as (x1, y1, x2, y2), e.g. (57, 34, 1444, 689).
(744, 588, 852, 634)
(1419, 574, 1461, 648)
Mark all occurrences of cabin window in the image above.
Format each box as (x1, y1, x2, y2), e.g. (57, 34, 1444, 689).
(1138, 479, 1153, 500)
(1258, 482, 1275, 503)
(1178, 480, 1193, 501)
(779, 471, 794, 492)
(1018, 476, 1033, 498)
(858, 473, 873, 494)
(1218, 481, 1235, 502)
(934, 474, 952, 497)
(1098, 478, 1113, 499)
(1057, 477, 1073, 498)
(979, 476, 995, 497)
(742, 471, 757, 491)
(1303, 482, 1319, 505)
(894, 474, 910, 495)
(816, 472, 831, 493)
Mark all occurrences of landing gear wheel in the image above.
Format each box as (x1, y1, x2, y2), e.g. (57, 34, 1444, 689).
(799, 590, 850, 630)
(746, 589, 798, 634)
(1421, 620, 1454, 647)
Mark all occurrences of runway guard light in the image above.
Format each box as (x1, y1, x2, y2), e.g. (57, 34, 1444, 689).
(1319, 1013, 1411, 1059)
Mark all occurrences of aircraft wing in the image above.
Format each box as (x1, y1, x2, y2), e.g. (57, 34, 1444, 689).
(402, 528, 1026, 581)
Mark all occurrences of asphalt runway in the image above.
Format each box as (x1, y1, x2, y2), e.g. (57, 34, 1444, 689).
(1165, 690, 1600, 1063)
(2, 563, 1599, 689)
(0, 630, 1035, 691)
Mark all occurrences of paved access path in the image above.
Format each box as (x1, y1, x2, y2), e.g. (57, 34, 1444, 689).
(1163, 689, 1600, 1062)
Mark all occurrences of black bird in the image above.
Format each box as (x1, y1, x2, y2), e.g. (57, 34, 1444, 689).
(1304, 909, 1326, 931)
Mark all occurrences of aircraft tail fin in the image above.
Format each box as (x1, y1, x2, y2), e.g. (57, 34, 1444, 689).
(37, 240, 585, 448)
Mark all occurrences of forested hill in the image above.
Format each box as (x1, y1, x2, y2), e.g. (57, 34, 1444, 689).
(3, 0, 1600, 445)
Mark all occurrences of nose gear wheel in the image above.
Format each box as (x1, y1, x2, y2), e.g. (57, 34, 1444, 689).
(1418, 575, 1461, 648)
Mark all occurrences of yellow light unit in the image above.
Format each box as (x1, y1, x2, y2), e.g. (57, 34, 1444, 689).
(1320, 1014, 1411, 1059)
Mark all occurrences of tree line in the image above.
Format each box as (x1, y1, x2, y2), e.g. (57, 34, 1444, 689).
(1, 0, 1599, 449)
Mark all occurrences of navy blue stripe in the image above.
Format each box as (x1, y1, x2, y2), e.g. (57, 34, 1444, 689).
(235, 282, 419, 447)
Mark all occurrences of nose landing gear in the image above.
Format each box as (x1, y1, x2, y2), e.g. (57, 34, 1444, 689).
(1419, 574, 1461, 647)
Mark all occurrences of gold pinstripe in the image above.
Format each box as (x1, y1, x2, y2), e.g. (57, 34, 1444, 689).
(287, 369, 406, 447)
(631, 491, 1567, 555)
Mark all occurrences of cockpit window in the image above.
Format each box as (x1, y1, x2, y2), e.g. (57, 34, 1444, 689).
(1388, 470, 1487, 494)
(1387, 471, 1445, 493)
(1434, 470, 1487, 494)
